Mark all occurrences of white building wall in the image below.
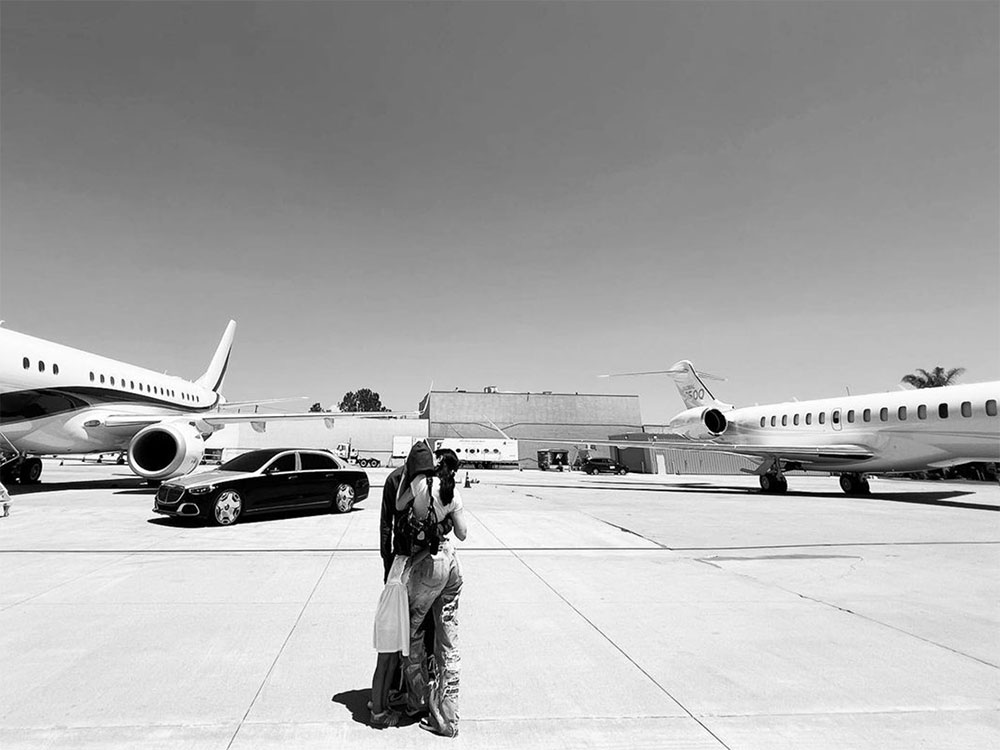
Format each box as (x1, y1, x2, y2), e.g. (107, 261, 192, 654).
(206, 417, 428, 463)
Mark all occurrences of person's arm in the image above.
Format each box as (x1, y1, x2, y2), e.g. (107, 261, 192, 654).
(450, 507, 468, 541)
(380, 475, 398, 582)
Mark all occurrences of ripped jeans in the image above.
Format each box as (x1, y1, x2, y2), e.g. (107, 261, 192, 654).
(404, 543, 463, 736)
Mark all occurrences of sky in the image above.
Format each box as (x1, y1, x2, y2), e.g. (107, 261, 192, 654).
(1, 1, 997, 423)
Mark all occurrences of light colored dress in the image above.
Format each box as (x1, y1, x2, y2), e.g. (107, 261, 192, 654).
(373, 555, 411, 655)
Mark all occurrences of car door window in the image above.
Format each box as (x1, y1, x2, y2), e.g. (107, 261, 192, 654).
(267, 454, 297, 473)
(300, 452, 337, 470)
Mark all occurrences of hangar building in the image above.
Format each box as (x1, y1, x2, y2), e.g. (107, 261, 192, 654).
(421, 388, 642, 468)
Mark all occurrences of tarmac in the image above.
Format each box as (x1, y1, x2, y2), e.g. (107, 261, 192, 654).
(0, 459, 998, 749)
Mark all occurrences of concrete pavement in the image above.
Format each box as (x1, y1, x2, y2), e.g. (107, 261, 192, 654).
(1, 460, 997, 749)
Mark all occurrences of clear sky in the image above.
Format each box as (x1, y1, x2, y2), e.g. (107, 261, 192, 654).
(2, 1, 997, 423)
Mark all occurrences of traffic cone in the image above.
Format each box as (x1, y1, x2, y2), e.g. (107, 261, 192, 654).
(464, 471, 471, 489)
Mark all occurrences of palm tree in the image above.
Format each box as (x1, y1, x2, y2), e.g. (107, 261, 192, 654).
(901, 366, 966, 389)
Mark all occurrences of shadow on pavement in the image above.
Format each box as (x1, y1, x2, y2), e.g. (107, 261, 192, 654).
(6, 477, 149, 495)
(146, 505, 366, 528)
(502, 481, 994, 509)
(332, 688, 371, 726)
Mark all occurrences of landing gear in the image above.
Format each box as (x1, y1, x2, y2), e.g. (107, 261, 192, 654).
(759, 473, 788, 494)
(839, 473, 871, 496)
(0, 454, 42, 484)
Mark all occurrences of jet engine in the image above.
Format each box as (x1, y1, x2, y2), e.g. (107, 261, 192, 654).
(666, 407, 729, 440)
(127, 422, 206, 481)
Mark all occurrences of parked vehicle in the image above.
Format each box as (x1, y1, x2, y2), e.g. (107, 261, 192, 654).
(434, 438, 519, 469)
(582, 457, 628, 475)
(153, 448, 369, 526)
(334, 442, 381, 468)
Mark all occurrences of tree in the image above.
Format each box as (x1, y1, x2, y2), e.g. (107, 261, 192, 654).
(309, 402, 325, 413)
(901, 366, 966, 389)
(338, 388, 389, 413)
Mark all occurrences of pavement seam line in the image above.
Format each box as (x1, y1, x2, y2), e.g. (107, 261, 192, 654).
(0, 537, 170, 613)
(224, 513, 355, 750)
(465, 507, 733, 750)
(703, 560, 1000, 670)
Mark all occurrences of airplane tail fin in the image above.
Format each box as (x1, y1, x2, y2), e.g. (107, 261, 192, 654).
(664, 360, 731, 410)
(600, 359, 732, 410)
(195, 320, 236, 393)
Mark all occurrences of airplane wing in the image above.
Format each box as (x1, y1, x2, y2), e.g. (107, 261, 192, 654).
(544, 436, 875, 466)
(98, 410, 417, 429)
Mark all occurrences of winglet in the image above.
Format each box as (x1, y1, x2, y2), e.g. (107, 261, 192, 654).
(195, 320, 236, 393)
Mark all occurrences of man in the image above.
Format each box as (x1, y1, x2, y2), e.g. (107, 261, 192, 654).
(377, 443, 460, 708)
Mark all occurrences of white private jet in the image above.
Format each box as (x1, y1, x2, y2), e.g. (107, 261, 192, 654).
(596, 361, 999, 495)
(0, 320, 405, 484)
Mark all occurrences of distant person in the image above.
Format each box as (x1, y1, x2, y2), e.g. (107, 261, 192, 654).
(0, 480, 10, 517)
(397, 447, 467, 737)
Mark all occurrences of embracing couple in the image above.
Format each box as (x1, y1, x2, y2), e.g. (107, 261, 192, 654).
(371, 440, 467, 737)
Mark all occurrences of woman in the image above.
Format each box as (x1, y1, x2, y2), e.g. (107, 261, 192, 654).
(397, 448, 467, 737)
(369, 441, 437, 727)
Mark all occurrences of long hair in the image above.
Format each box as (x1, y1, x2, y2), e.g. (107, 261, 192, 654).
(436, 462, 456, 506)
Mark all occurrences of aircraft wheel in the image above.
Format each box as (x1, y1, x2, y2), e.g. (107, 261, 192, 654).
(775, 476, 788, 493)
(20, 458, 42, 484)
(334, 483, 355, 513)
(211, 490, 243, 526)
(759, 474, 776, 493)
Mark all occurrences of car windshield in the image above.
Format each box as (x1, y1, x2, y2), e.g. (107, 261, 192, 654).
(219, 452, 276, 473)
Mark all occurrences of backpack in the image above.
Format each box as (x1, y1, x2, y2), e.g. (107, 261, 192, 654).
(393, 494, 441, 557)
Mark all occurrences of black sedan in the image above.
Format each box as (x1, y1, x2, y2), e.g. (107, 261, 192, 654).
(153, 448, 369, 526)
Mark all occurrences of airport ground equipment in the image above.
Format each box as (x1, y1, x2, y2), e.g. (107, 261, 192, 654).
(434, 438, 519, 469)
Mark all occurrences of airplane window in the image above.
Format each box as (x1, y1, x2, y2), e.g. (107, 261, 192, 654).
(130, 381, 135, 390)
(781, 415, 788, 426)
(760, 417, 765, 428)
(898, 406, 907, 421)
(100, 374, 105, 384)
(819, 412, 826, 425)
(846, 410, 855, 423)
(22, 357, 30, 369)
(38, 361, 45, 373)
(90, 372, 95, 382)
(938, 403, 949, 419)
(863, 409, 871, 422)
(832, 411, 840, 425)
(917, 405, 927, 419)
(880, 407, 888, 421)
(770, 416, 776, 427)
(961, 401, 972, 418)
(987, 400, 997, 417)
(793, 414, 799, 426)
(110, 377, 115, 386)
(53, 364, 60, 375)
(805, 413, 812, 425)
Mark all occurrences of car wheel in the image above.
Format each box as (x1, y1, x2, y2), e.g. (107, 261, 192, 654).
(369, 459, 380, 468)
(334, 483, 355, 513)
(211, 489, 242, 526)
(586, 467, 595, 475)
(618, 468, 627, 475)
